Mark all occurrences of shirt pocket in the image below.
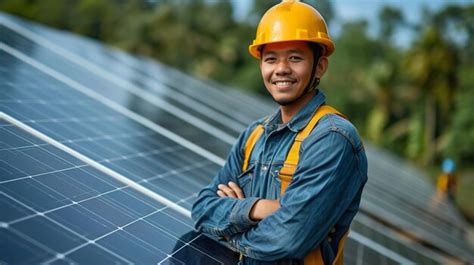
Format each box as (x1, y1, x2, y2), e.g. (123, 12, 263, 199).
(237, 164, 255, 197)
(269, 164, 283, 199)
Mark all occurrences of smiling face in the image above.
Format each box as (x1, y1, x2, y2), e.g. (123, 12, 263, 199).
(260, 41, 315, 107)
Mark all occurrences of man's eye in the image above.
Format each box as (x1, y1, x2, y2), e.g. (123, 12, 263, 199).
(264, 57, 276, 63)
(289, 56, 303, 61)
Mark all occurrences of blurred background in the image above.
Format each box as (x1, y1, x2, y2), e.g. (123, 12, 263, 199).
(1, 0, 473, 227)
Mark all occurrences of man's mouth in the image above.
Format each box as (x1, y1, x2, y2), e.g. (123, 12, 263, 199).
(272, 80, 296, 87)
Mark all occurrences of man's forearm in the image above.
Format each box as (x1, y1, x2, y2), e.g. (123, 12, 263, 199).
(249, 199, 280, 221)
(216, 182, 280, 221)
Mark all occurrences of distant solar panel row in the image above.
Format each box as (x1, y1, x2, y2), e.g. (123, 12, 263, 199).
(1, 12, 473, 264)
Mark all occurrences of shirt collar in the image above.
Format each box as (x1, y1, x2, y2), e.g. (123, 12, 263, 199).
(265, 90, 327, 133)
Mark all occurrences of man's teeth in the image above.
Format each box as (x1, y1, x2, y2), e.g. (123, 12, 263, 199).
(275, 81, 292, 86)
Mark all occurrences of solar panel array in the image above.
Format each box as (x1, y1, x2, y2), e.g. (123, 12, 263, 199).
(1, 12, 473, 264)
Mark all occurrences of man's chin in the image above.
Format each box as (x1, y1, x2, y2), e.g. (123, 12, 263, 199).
(272, 97, 295, 106)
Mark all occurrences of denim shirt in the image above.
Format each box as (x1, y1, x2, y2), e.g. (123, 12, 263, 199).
(192, 91, 368, 264)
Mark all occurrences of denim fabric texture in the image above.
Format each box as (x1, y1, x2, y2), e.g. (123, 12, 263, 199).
(192, 91, 368, 264)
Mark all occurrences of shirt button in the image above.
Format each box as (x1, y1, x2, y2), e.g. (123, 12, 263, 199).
(328, 237, 333, 243)
(262, 166, 268, 171)
(331, 228, 336, 233)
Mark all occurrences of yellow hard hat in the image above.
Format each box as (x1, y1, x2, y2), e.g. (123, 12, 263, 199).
(248, 0, 335, 59)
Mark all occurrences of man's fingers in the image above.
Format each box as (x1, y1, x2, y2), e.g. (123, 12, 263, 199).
(217, 190, 226, 198)
(228, 182, 244, 199)
(217, 184, 238, 198)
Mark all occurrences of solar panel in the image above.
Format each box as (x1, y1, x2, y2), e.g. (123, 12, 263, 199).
(0, 22, 239, 158)
(0, 115, 237, 264)
(362, 145, 474, 261)
(1, 11, 473, 264)
(0, 43, 229, 209)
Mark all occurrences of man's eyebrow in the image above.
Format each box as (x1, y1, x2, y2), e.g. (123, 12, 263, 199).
(286, 49, 304, 54)
(262, 49, 305, 56)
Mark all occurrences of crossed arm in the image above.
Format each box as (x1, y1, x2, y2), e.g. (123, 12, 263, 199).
(217, 182, 280, 221)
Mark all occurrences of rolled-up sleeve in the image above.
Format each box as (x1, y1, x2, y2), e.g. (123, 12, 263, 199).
(228, 129, 367, 261)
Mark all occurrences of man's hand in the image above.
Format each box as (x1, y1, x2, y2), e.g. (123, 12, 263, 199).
(217, 182, 244, 199)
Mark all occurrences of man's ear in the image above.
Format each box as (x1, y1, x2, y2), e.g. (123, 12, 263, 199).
(315, 56, 328, 78)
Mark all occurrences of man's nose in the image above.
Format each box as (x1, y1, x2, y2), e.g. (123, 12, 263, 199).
(275, 60, 291, 75)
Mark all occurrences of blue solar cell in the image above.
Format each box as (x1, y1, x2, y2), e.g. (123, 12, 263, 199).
(0, 192, 35, 222)
(0, 228, 52, 264)
(13, 216, 87, 253)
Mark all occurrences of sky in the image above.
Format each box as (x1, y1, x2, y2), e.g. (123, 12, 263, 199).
(231, 0, 472, 47)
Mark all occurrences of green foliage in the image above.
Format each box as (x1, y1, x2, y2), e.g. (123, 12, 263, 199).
(1, 0, 473, 170)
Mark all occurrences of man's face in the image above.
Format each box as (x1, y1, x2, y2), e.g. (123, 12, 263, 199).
(260, 41, 314, 106)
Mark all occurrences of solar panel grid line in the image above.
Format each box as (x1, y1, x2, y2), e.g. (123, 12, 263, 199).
(2, 179, 128, 227)
(1, 18, 246, 139)
(0, 43, 226, 167)
(0, 163, 89, 185)
(157, 234, 224, 265)
(1, 111, 191, 218)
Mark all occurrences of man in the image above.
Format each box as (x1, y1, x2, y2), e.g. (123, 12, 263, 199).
(192, 1, 367, 264)
(436, 158, 457, 201)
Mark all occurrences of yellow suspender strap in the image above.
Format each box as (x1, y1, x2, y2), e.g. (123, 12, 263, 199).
(242, 124, 264, 172)
(279, 105, 345, 194)
(282, 105, 346, 265)
(332, 231, 349, 265)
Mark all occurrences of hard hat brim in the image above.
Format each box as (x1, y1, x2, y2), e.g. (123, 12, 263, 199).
(248, 38, 335, 59)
